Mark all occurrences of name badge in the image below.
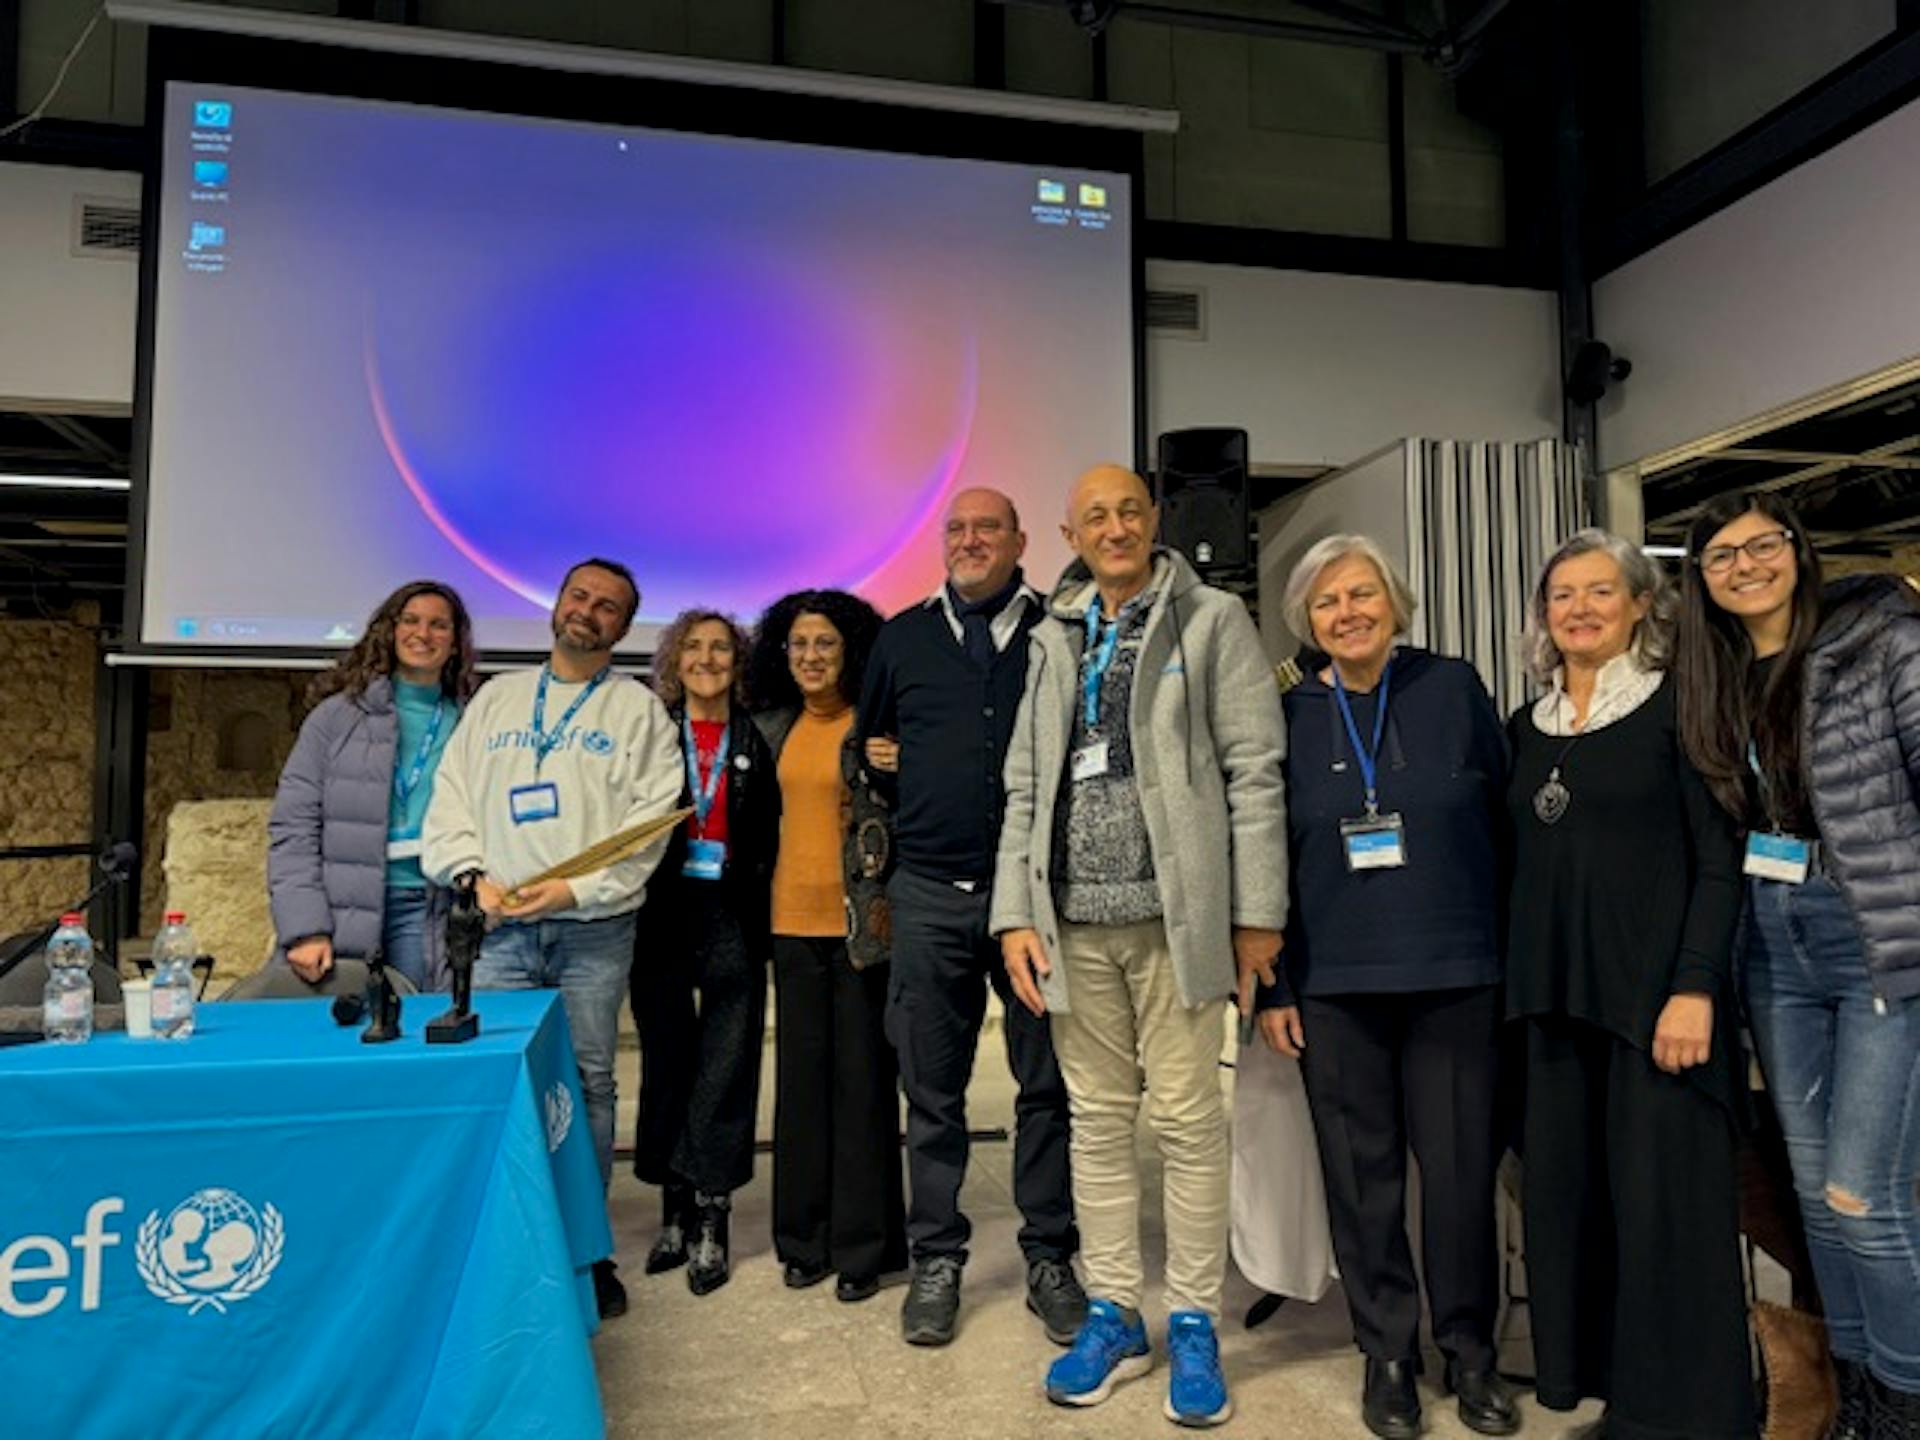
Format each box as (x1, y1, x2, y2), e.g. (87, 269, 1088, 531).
(1745, 831, 1812, 884)
(385, 837, 423, 861)
(509, 781, 561, 825)
(1071, 741, 1110, 782)
(1340, 813, 1407, 871)
(683, 838, 725, 881)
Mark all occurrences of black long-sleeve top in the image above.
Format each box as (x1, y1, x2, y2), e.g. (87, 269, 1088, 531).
(1505, 675, 1745, 1113)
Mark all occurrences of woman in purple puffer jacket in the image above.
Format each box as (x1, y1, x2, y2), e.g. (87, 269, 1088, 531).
(268, 580, 478, 990)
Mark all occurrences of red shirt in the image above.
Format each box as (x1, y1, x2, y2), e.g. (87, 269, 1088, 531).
(687, 719, 730, 848)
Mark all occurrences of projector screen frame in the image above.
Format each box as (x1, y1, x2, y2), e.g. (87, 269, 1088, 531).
(126, 23, 1149, 665)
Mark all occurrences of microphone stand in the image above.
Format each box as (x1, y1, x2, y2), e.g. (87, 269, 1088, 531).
(427, 875, 482, 1045)
(0, 845, 137, 984)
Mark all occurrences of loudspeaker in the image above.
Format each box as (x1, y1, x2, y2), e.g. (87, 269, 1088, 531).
(1155, 428, 1250, 571)
(1566, 340, 1632, 404)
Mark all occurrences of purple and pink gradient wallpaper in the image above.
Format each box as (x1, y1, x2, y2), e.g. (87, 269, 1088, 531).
(144, 84, 1133, 652)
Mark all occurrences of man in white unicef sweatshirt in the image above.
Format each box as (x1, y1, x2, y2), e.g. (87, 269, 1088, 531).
(424, 557, 682, 1319)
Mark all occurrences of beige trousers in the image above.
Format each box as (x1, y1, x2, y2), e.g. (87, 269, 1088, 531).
(1050, 918, 1229, 1317)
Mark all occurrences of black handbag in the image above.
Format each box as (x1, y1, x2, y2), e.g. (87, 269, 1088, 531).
(840, 736, 895, 970)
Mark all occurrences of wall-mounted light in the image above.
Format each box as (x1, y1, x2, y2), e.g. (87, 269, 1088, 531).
(0, 474, 131, 491)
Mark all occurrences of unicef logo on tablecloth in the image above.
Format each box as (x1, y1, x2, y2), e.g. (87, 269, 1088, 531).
(136, 1188, 285, 1315)
(545, 1082, 574, 1153)
(580, 729, 614, 757)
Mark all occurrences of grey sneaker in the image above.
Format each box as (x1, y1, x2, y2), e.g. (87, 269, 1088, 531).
(1026, 1258, 1089, 1346)
(901, 1256, 964, 1346)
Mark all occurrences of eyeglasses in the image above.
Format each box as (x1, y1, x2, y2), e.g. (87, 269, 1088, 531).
(784, 637, 843, 657)
(1696, 529, 1793, 575)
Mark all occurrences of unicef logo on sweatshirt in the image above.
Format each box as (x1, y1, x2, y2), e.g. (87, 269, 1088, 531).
(580, 729, 614, 757)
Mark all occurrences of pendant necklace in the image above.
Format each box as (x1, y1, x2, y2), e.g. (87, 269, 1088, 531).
(1532, 685, 1628, 826)
(1532, 740, 1577, 825)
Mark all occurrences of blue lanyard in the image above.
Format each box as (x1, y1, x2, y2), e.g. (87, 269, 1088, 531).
(1746, 740, 1780, 831)
(1331, 657, 1393, 817)
(531, 664, 609, 775)
(1081, 601, 1124, 730)
(683, 715, 731, 834)
(393, 696, 449, 807)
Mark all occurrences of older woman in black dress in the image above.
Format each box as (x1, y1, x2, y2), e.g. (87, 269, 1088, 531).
(1506, 529, 1753, 1440)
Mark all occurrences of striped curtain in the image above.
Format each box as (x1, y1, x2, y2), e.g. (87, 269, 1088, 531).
(1400, 439, 1585, 717)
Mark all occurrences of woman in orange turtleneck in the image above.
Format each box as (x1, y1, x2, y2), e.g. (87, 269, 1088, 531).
(749, 588, 906, 1301)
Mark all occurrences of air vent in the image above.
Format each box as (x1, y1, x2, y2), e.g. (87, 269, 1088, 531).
(72, 197, 141, 259)
(1146, 286, 1206, 340)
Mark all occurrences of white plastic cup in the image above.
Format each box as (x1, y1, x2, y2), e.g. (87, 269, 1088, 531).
(122, 978, 153, 1039)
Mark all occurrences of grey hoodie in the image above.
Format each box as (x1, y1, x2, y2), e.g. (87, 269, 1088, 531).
(990, 548, 1289, 1012)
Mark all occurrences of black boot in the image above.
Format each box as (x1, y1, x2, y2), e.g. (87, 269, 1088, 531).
(592, 1258, 628, 1320)
(645, 1182, 692, 1275)
(1870, 1372, 1920, 1440)
(1833, 1357, 1872, 1440)
(686, 1192, 732, 1297)
(1362, 1358, 1421, 1440)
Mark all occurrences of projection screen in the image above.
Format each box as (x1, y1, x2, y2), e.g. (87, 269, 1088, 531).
(137, 78, 1137, 655)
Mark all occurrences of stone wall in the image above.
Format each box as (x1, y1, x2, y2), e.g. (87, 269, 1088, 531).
(165, 799, 276, 983)
(0, 611, 98, 943)
(0, 610, 307, 964)
(141, 669, 310, 962)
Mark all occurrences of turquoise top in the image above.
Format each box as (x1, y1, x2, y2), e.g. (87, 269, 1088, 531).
(387, 678, 456, 890)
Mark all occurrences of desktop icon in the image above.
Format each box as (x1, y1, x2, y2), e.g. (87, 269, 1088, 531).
(188, 221, 226, 252)
(175, 619, 199, 639)
(1037, 179, 1067, 205)
(1078, 183, 1108, 209)
(193, 160, 229, 188)
(193, 101, 233, 129)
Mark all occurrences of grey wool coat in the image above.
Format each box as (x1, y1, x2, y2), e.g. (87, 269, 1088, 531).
(989, 548, 1289, 1012)
(267, 677, 450, 980)
(1803, 574, 1920, 1003)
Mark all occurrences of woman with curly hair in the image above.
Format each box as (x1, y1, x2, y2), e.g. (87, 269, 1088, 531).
(268, 580, 477, 991)
(749, 588, 908, 1302)
(631, 608, 781, 1297)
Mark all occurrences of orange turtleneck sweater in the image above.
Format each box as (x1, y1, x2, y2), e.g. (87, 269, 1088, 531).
(771, 697, 853, 937)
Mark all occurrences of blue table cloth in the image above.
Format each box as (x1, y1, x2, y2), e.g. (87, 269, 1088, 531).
(0, 991, 611, 1440)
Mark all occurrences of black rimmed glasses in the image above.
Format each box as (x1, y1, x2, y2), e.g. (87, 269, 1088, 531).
(1697, 529, 1793, 575)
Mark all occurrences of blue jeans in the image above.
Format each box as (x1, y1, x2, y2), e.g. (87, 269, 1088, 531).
(475, 912, 637, 1189)
(381, 887, 431, 992)
(1744, 874, 1920, 1392)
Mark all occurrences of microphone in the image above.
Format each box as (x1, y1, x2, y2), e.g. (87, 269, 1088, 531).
(98, 841, 138, 881)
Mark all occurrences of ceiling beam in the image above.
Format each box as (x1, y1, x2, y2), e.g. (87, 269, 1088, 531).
(1712, 447, 1920, 470)
(1657, 435, 1920, 526)
(32, 414, 128, 469)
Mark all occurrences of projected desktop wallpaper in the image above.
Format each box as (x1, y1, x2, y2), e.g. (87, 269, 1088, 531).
(145, 84, 1134, 652)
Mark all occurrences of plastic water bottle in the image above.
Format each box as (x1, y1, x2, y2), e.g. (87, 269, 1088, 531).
(151, 911, 198, 1040)
(42, 913, 95, 1044)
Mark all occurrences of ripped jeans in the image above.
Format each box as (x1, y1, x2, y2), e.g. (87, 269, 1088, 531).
(1744, 874, 1920, 1392)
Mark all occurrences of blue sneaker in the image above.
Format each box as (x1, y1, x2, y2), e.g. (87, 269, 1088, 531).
(1045, 1298, 1152, 1407)
(1164, 1310, 1232, 1427)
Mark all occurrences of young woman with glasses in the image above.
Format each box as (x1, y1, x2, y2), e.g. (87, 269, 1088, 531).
(1676, 491, 1920, 1437)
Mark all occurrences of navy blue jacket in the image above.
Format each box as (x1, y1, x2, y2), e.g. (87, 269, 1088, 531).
(1258, 647, 1508, 1008)
(857, 597, 1038, 883)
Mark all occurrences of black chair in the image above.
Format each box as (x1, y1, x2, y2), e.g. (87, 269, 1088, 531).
(0, 951, 125, 1008)
(219, 959, 419, 1002)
